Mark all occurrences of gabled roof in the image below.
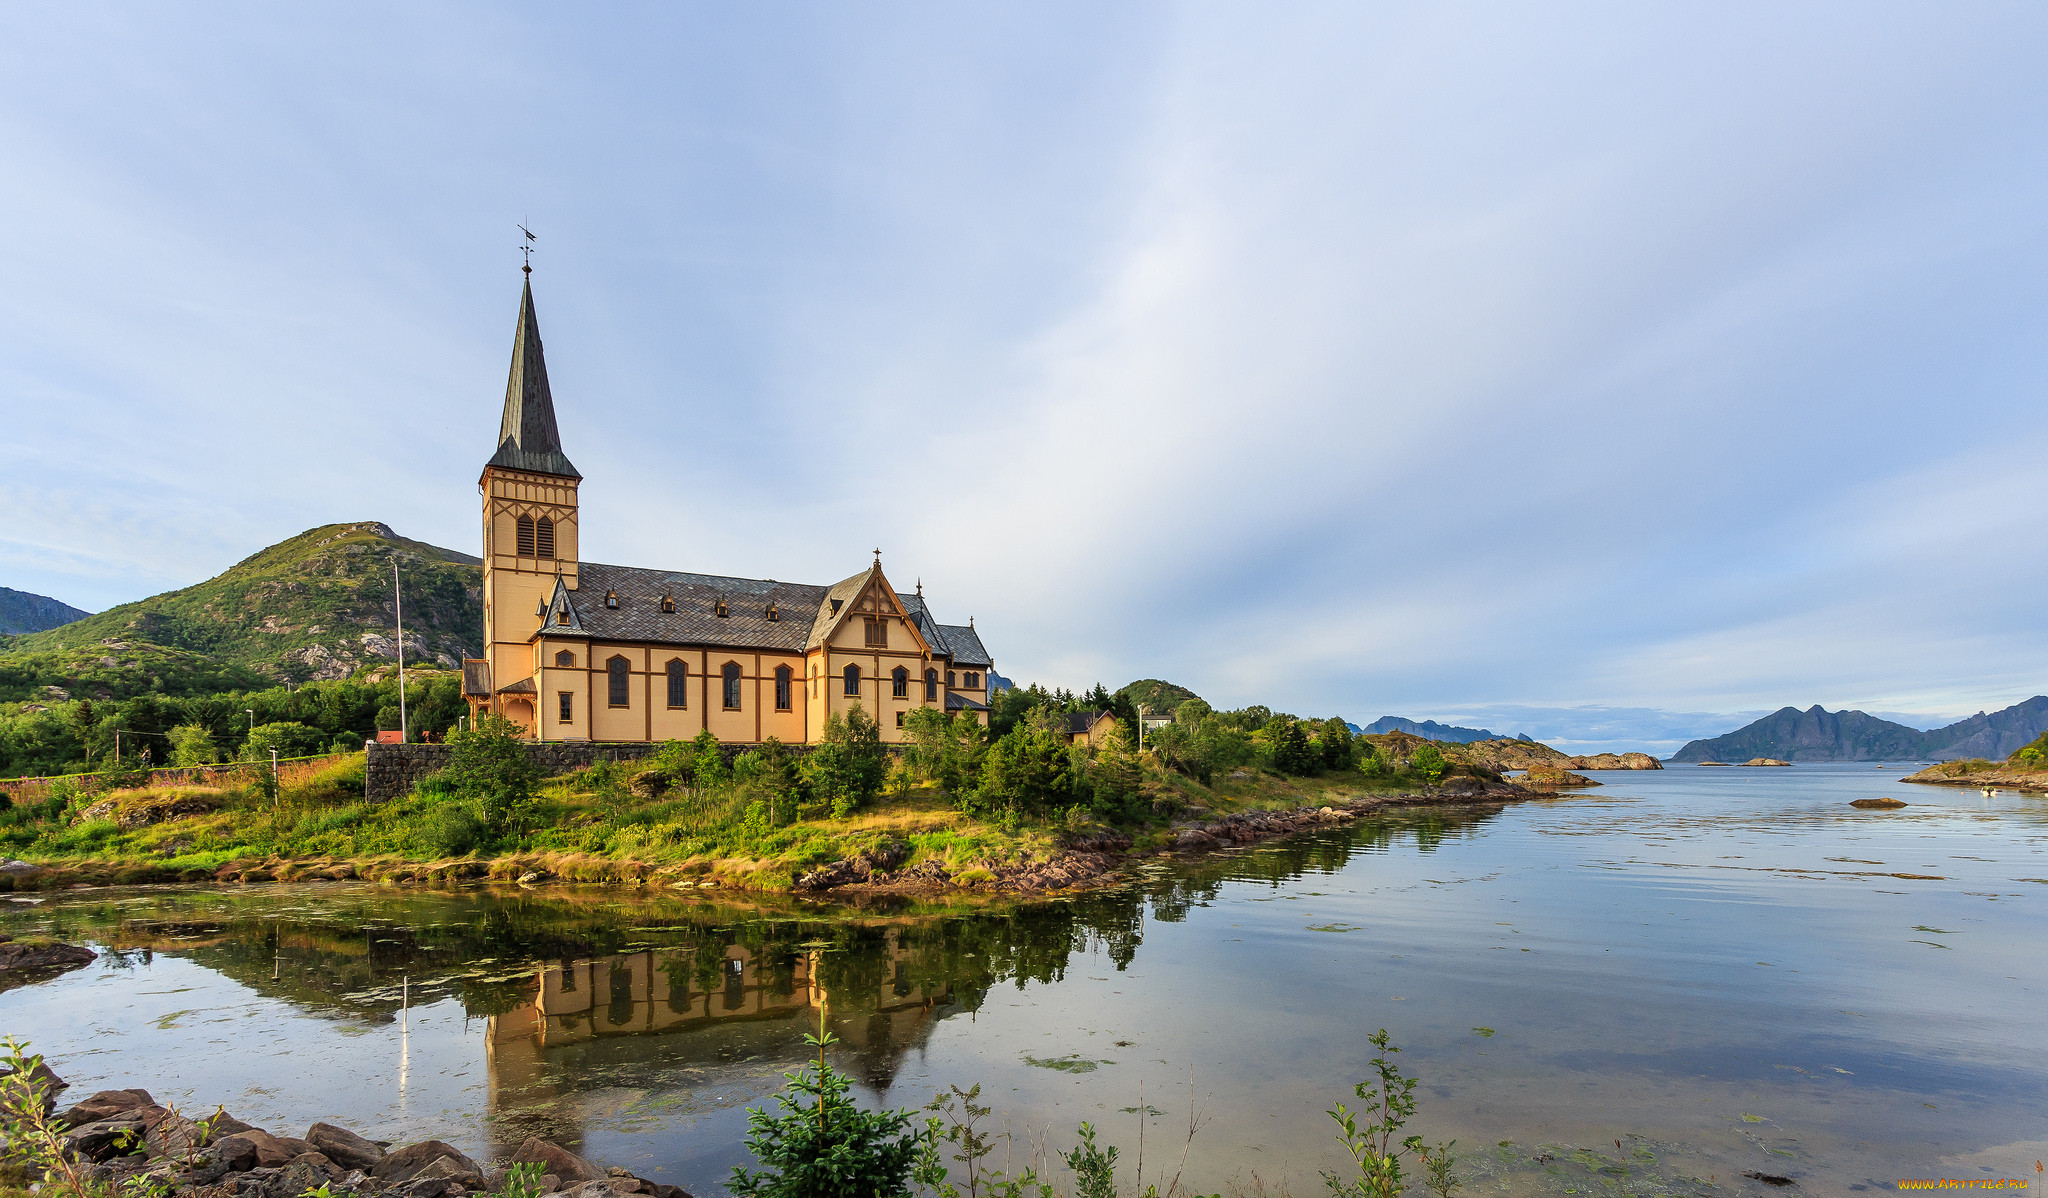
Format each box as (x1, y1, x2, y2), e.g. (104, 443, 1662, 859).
(559, 562, 827, 652)
(486, 276, 581, 479)
(938, 622, 991, 667)
(946, 691, 991, 713)
(1067, 709, 1114, 735)
(462, 658, 493, 698)
(804, 567, 878, 651)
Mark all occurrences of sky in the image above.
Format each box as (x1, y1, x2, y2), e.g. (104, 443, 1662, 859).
(4, 3, 2047, 754)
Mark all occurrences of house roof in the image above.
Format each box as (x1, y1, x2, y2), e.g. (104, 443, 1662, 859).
(462, 658, 493, 697)
(946, 692, 991, 713)
(486, 276, 581, 480)
(901, 594, 993, 666)
(1067, 709, 1113, 734)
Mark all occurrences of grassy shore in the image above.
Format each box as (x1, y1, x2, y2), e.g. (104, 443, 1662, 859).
(0, 751, 1431, 892)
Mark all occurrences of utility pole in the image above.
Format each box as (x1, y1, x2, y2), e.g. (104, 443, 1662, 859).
(270, 748, 280, 804)
(394, 560, 409, 744)
(1138, 704, 1148, 753)
(113, 729, 121, 768)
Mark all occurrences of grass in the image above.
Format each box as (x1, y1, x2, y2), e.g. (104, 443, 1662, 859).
(1, 748, 1470, 893)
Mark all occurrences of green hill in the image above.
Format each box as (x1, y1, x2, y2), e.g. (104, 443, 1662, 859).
(1116, 678, 1203, 715)
(3, 522, 481, 696)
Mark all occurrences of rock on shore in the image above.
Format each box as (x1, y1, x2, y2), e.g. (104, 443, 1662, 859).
(41, 1084, 694, 1198)
(1515, 768, 1598, 790)
(1900, 759, 2048, 790)
(0, 934, 97, 988)
(1742, 758, 1792, 767)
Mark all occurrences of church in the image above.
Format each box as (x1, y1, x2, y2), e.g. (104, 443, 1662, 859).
(461, 271, 995, 745)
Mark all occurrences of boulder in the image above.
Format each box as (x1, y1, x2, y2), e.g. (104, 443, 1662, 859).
(0, 1055, 68, 1118)
(217, 1129, 312, 1169)
(509, 1138, 606, 1184)
(1174, 829, 1220, 851)
(0, 859, 40, 878)
(1436, 776, 1483, 796)
(372, 1140, 483, 1185)
(142, 1108, 211, 1158)
(0, 940, 98, 974)
(1850, 797, 1908, 809)
(58, 1088, 156, 1129)
(62, 1115, 150, 1161)
(1517, 768, 1597, 789)
(305, 1122, 386, 1171)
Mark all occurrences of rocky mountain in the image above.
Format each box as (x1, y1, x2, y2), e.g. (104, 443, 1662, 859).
(1361, 716, 1530, 744)
(1670, 697, 2048, 762)
(0, 587, 89, 635)
(3, 522, 481, 689)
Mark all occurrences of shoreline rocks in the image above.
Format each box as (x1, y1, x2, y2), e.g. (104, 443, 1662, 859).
(37, 1085, 693, 1198)
(1849, 797, 1907, 809)
(1742, 758, 1792, 767)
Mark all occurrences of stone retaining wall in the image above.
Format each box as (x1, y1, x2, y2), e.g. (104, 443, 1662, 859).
(362, 741, 814, 803)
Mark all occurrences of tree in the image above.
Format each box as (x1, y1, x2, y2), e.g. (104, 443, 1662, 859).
(440, 714, 543, 841)
(729, 1028, 925, 1198)
(241, 721, 328, 761)
(973, 725, 1076, 815)
(1263, 716, 1318, 776)
(1087, 726, 1142, 815)
(1411, 744, 1447, 787)
(167, 723, 219, 766)
(803, 703, 888, 814)
(1318, 717, 1355, 770)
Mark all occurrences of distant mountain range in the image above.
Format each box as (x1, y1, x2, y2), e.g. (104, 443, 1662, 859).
(0, 587, 89, 635)
(1359, 716, 1533, 744)
(2, 522, 481, 695)
(1670, 697, 2048, 763)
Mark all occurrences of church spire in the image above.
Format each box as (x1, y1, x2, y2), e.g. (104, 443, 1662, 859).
(487, 274, 581, 479)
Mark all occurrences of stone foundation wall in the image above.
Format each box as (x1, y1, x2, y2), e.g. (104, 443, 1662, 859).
(362, 741, 814, 803)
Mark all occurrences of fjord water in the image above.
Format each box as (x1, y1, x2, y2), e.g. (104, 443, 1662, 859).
(5, 765, 2045, 1195)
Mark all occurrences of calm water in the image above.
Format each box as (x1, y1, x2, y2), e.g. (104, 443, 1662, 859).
(5, 765, 2046, 1196)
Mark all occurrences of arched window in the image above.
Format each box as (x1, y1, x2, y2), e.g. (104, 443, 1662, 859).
(535, 516, 556, 559)
(554, 650, 575, 668)
(842, 664, 861, 698)
(924, 668, 939, 702)
(516, 515, 536, 557)
(606, 655, 631, 706)
(722, 662, 742, 710)
(774, 665, 792, 711)
(666, 659, 688, 708)
(891, 666, 909, 699)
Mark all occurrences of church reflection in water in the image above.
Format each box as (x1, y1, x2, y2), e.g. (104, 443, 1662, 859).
(483, 928, 960, 1153)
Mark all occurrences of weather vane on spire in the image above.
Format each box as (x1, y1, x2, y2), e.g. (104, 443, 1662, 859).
(517, 223, 536, 274)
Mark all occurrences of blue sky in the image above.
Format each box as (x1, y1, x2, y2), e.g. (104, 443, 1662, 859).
(4, 4, 2047, 753)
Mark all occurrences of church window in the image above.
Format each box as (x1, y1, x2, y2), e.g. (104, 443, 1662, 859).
(774, 665, 792, 711)
(555, 608, 570, 625)
(965, 671, 980, 688)
(555, 650, 575, 668)
(891, 666, 909, 698)
(607, 656, 630, 707)
(722, 662, 742, 710)
(715, 600, 729, 619)
(843, 664, 861, 697)
(895, 712, 905, 729)
(660, 593, 675, 613)
(517, 516, 536, 557)
(535, 516, 555, 560)
(604, 590, 618, 609)
(947, 671, 956, 688)
(865, 618, 888, 648)
(558, 692, 573, 722)
(924, 668, 938, 702)
(666, 659, 688, 708)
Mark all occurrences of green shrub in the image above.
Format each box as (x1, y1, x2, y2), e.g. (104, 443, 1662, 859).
(439, 715, 541, 842)
(729, 1028, 925, 1198)
(241, 721, 327, 761)
(416, 801, 484, 857)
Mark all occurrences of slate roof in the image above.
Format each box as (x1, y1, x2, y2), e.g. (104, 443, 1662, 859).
(804, 567, 880, 652)
(462, 658, 493, 698)
(900, 594, 993, 666)
(938, 623, 991, 667)
(560, 562, 829, 652)
(487, 277, 581, 479)
(946, 692, 990, 713)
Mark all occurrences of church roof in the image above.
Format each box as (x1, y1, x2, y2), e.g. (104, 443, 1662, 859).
(539, 560, 988, 662)
(487, 276, 581, 479)
(564, 562, 827, 652)
(899, 594, 992, 666)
